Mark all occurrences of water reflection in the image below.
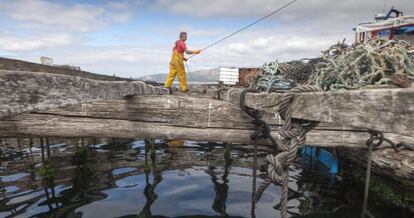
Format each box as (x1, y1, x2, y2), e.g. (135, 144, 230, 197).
(0, 138, 412, 218)
(137, 139, 163, 218)
(207, 143, 231, 216)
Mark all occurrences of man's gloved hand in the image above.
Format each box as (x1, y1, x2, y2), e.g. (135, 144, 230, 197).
(193, 50, 201, 54)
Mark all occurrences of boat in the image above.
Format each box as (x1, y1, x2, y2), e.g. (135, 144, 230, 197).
(354, 7, 414, 44)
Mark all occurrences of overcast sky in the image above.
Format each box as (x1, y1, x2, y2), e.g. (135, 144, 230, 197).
(0, 0, 413, 78)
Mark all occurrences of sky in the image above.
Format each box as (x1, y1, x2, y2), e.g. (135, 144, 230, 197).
(0, 0, 413, 78)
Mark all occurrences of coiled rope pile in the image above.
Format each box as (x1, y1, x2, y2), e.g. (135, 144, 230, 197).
(243, 38, 414, 217)
(242, 38, 414, 218)
(248, 61, 297, 92)
(310, 38, 414, 90)
(248, 59, 319, 92)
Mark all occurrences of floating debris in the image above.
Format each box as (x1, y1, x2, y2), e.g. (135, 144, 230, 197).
(310, 38, 414, 90)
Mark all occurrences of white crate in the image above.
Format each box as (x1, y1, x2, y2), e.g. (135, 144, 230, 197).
(219, 67, 239, 85)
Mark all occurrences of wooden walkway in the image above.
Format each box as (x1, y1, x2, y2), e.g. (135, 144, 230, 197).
(1, 69, 413, 186)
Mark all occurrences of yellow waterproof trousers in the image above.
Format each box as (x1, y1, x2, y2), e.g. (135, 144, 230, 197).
(165, 49, 187, 92)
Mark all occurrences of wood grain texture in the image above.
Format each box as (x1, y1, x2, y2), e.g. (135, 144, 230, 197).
(338, 148, 414, 187)
(0, 70, 166, 118)
(1, 95, 413, 148)
(221, 87, 414, 137)
(1, 94, 413, 184)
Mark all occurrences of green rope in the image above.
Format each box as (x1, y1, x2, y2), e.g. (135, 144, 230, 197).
(310, 39, 414, 91)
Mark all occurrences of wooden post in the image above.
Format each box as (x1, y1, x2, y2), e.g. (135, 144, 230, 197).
(40, 138, 45, 163)
(144, 139, 150, 174)
(29, 137, 34, 162)
(17, 137, 22, 152)
(46, 138, 51, 159)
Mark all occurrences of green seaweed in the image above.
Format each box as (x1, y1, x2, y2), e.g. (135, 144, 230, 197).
(346, 169, 414, 208)
(39, 159, 55, 187)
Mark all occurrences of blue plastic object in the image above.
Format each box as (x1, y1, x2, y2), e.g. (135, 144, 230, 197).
(301, 146, 339, 174)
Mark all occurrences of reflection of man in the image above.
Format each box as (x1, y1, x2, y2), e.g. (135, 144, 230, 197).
(164, 32, 201, 94)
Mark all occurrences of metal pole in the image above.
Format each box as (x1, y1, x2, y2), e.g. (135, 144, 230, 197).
(251, 141, 258, 218)
(361, 142, 374, 218)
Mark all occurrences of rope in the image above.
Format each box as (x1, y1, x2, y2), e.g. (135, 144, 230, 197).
(266, 85, 321, 217)
(253, 178, 272, 203)
(240, 85, 321, 218)
(187, 0, 298, 60)
(185, 62, 195, 84)
(249, 61, 297, 92)
(310, 38, 414, 90)
(239, 88, 280, 152)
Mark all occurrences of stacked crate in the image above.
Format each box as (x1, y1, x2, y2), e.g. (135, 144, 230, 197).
(219, 67, 239, 85)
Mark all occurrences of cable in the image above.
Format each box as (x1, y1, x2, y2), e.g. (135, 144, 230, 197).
(185, 62, 195, 84)
(187, 0, 298, 60)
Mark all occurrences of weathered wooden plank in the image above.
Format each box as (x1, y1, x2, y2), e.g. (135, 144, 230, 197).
(1, 114, 412, 150)
(2, 68, 412, 137)
(338, 148, 414, 187)
(145, 84, 154, 95)
(1, 95, 413, 149)
(223, 88, 414, 137)
(1, 94, 413, 184)
(0, 70, 167, 118)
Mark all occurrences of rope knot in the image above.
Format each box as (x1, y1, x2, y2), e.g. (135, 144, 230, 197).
(264, 85, 321, 217)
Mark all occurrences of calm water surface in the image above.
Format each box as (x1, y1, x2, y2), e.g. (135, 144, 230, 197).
(0, 139, 412, 218)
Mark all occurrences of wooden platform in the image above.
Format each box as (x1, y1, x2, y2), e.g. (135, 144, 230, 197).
(1, 70, 414, 187)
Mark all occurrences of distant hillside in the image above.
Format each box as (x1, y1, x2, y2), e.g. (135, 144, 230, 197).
(0, 57, 128, 81)
(139, 68, 219, 83)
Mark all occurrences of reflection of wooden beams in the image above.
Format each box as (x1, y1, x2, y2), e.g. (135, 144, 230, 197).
(0, 70, 166, 118)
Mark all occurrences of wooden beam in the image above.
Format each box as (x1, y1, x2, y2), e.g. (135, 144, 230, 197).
(1, 95, 412, 184)
(338, 148, 414, 187)
(0, 70, 167, 118)
(220, 87, 414, 137)
(2, 69, 412, 137)
(0, 95, 413, 149)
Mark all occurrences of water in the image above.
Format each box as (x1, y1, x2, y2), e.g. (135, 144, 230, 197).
(0, 139, 412, 218)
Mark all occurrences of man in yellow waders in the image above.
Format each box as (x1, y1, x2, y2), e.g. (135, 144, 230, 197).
(165, 32, 201, 94)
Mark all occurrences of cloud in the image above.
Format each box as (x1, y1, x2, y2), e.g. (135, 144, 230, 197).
(178, 25, 227, 38)
(150, 0, 414, 74)
(1, 0, 413, 78)
(0, 0, 139, 32)
(5, 43, 172, 78)
(0, 0, 103, 32)
(0, 33, 73, 52)
(0, 25, 355, 77)
(0, 0, 141, 52)
(188, 28, 340, 70)
(154, 0, 414, 30)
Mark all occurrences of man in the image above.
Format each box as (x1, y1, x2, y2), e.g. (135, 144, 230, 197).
(165, 32, 201, 93)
